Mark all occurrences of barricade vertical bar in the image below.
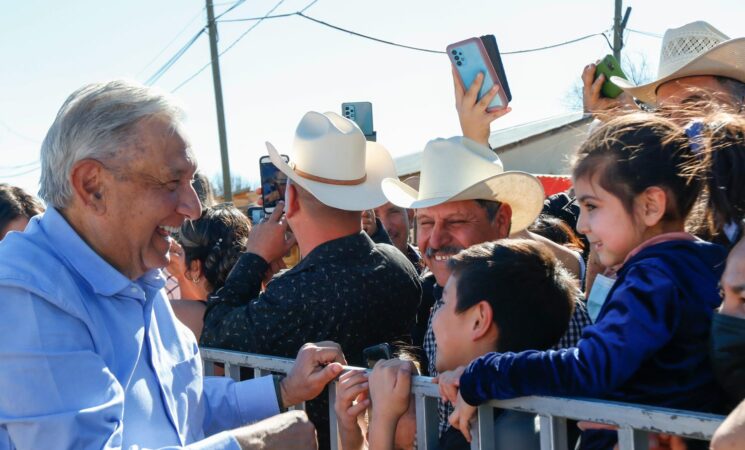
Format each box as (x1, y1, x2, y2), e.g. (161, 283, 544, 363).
(539, 415, 568, 450)
(203, 359, 215, 376)
(617, 427, 649, 450)
(225, 363, 240, 381)
(415, 394, 440, 450)
(253, 368, 262, 379)
(329, 382, 340, 450)
(470, 405, 495, 450)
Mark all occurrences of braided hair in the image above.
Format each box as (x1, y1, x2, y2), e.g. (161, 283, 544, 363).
(178, 204, 251, 293)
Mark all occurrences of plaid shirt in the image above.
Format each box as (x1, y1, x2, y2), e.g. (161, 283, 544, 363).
(424, 287, 591, 437)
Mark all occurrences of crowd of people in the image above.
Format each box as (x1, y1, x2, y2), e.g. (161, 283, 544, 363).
(0, 19, 744, 450)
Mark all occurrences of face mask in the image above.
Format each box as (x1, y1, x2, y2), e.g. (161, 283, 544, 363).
(587, 274, 616, 323)
(710, 312, 745, 403)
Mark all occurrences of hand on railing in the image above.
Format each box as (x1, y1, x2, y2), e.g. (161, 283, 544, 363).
(434, 366, 478, 443)
(334, 369, 369, 450)
(368, 359, 416, 450)
(280, 341, 346, 409)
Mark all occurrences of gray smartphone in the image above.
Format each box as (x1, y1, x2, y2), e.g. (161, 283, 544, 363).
(342, 102, 376, 141)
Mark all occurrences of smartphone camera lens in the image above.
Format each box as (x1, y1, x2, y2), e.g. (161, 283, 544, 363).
(454, 55, 460, 61)
(457, 61, 462, 66)
(451, 49, 457, 55)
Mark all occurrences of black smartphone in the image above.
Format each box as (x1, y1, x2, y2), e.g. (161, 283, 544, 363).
(341, 102, 376, 141)
(259, 155, 289, 214)
(247, 206, 265, 225)
(362, 343, 393, 369)
(480, 34, 512, 102)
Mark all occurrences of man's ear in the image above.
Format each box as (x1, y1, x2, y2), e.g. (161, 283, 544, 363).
(284, 182, 300, 219)
(471, 300, 495, 341)
(69, 159, 107, 214)
(495, 202, 512, 238)
(639, 186, 667, 227)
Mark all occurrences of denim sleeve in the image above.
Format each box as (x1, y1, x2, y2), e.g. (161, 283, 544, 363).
(459, 264, 680, 405)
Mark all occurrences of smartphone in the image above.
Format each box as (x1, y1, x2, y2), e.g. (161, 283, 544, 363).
(247, 206, 265, 225)
(447, 36, 509, 111)
(260, 154, 289, 214)
(363, 343, 393, 369)
(594, 54, 627, 98)
(342, 102, 376, 141)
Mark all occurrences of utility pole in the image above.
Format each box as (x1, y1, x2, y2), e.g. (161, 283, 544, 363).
(205, 0, 232, 201)
(613, 0, 632, 61)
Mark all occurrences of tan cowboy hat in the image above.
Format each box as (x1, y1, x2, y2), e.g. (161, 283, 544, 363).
(382, 137, 544, 233)
(612, 21, 745, 104)
(266, 111, 396, 211)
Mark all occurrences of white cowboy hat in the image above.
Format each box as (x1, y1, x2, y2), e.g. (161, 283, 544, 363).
(266, 111, 396, 211)
(381, 137, 544, 233)
(612, 21, 745, 104)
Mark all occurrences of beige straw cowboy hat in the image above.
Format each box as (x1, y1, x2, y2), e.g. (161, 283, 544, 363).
(266, 111, 396, 211)
(381, 136, 544, 233)
(612, 21, 745, 104)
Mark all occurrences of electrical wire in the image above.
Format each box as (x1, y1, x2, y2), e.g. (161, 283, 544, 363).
(145, 28, 207, 86)
(215, 0, 246, 20)
(627, 28, 663, 39)
(0, 164, 41, 178)
(136, 6, 207, 79)
(172, 0, 310, 92)
(0, 119, 39, 144)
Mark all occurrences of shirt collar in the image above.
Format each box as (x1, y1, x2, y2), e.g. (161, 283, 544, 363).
(39, 208, 137, 297)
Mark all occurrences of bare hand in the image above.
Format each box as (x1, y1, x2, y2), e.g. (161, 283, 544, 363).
(232, 410, 318, 450)
(280, 341, 347, 408)
(453, 66, 511, 146)
(581, 62, 633, 120)
(369, 359, 413, 424)
(334, 370, 369, 450)
(361, 210, 377, 236)
(433, 365, 465, 404)
(245, 201, 296, 265)
(448, 392, 477, 443)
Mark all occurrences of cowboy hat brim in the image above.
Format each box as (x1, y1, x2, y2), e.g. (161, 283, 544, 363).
(267, 140, 396, 211)
(612, 37, 745, 104)
(382, 170, 545, 233)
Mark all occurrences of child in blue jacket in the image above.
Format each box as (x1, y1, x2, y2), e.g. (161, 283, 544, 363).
(439, 113, 728, 450)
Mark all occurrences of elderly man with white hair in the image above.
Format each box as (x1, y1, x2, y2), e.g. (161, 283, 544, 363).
(0, 80, 343, 450)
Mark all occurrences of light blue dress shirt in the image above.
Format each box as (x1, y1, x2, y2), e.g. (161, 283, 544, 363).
(0, 208, 280, 449)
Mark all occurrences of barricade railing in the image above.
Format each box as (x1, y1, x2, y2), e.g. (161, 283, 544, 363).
(200, 348, 725, 450)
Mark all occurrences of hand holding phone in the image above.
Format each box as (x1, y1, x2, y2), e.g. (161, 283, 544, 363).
(594, 54, 627, 98)
(448, 36, 509, 111)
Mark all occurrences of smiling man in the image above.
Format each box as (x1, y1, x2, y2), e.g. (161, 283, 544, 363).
(0, 80, 344, 450)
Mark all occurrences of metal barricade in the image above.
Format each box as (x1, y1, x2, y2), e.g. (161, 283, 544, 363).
(200, 348, 725, 450)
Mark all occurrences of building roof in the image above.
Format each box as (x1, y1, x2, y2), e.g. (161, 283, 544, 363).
(394, 112, 591, 177)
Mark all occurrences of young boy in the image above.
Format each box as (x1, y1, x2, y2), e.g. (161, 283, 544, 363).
(433, 239, 577, 449)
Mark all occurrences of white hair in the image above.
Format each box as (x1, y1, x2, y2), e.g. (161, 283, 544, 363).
(39, 79, 184, 208)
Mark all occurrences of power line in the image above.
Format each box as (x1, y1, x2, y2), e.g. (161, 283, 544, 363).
(0, 119, 39, 144)
(0, 160, 39, 170)
(0, 164, 41, 178)
(136, 6, 207, 79)
(145, 28, 207, 86)
(172, 0, 309, 92)
(215, 0, 246, 20)
(627, 28, 663, 39)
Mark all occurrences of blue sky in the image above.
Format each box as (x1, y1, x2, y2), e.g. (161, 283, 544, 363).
(1, 0, 742, 195)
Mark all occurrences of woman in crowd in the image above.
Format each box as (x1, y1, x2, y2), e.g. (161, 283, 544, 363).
(0, 183, 44, 241)
(169, 203, 251, 339)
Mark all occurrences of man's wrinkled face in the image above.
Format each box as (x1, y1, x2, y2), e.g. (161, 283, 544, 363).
(416, 200, 502, 286)
(99, 116, 201, 278)
(374, 202, 411, 253)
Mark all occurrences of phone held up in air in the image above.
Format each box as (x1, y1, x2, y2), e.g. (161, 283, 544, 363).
(259, 154, 290, 214)
(447, 35, 511, 111)
(342, 101, 376, 141)
(594, 54, 627, 98)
